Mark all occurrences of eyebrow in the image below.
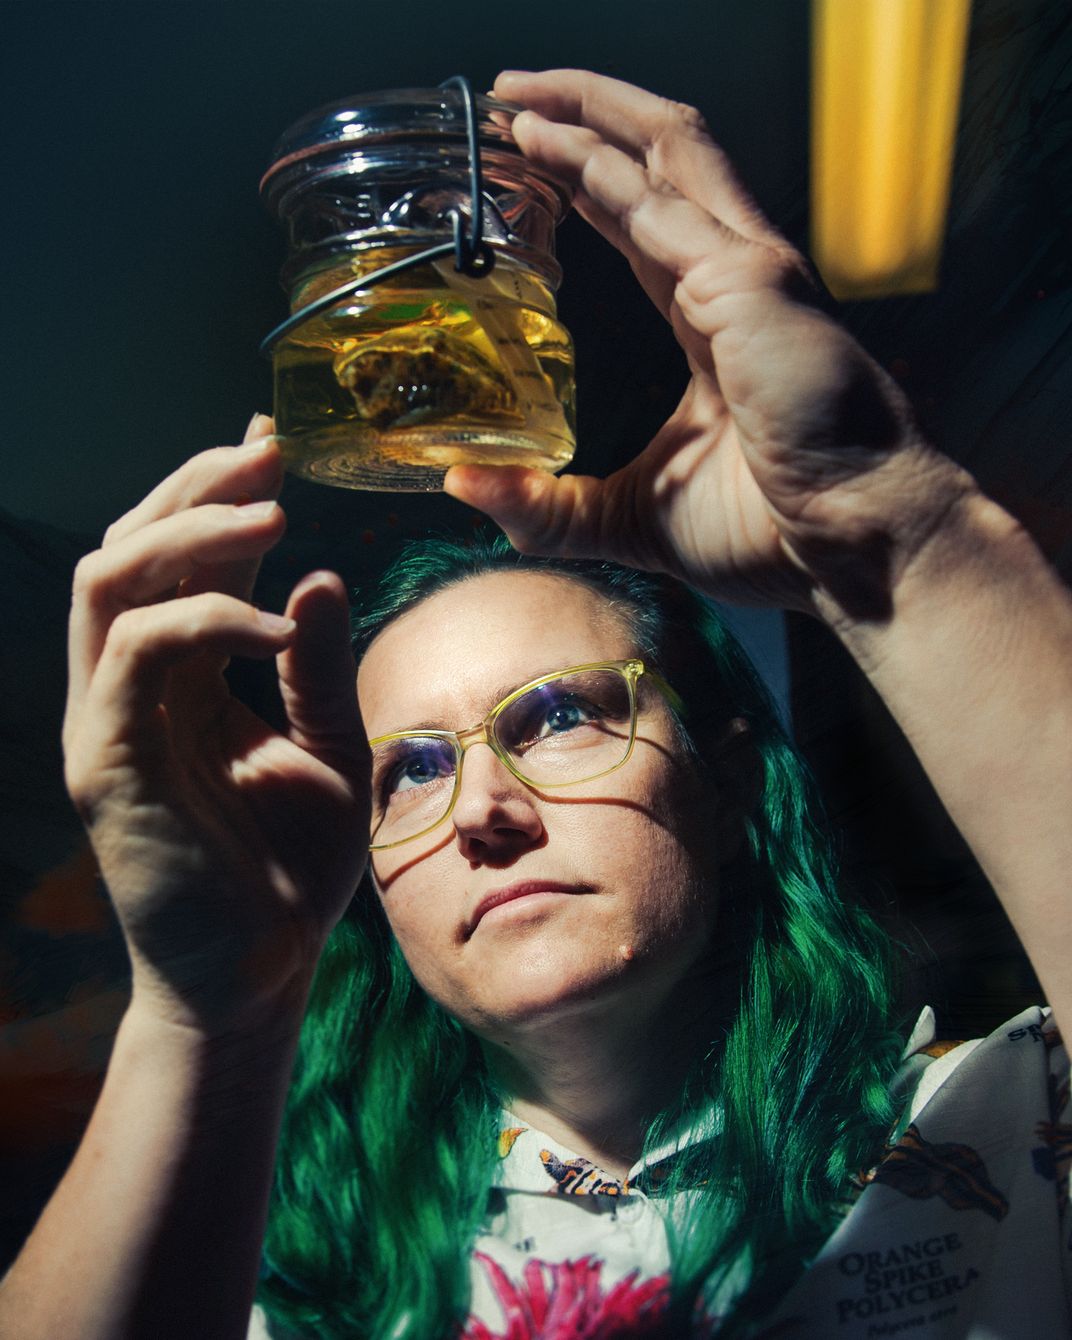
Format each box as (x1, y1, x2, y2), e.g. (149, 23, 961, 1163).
(376, 682, 517, 739)
(374, 668, 587, 739)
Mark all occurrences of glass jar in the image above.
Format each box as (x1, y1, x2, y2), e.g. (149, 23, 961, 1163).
(260, 86, 576, 491)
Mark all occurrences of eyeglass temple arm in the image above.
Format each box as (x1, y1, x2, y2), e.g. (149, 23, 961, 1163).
(645, 667, 686, 717)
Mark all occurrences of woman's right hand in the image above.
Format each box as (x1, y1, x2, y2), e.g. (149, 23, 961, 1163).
(63, 416, 370, 1035)
(447, 70, 971, 626)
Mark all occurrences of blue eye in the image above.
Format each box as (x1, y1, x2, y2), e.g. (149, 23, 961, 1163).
(540, 698, 590, 735)
(374, 738, 456, 802)
(397, 751, 448, 788)
(500, 686, 601, 753)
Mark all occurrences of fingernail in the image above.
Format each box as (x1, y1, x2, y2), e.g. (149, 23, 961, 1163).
(234, 499, 278, 520)
(257, 610, 296, 635)
(243, 412, 274, 442)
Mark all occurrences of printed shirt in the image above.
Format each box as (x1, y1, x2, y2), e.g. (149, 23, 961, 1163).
(462, 1006, 1071, 1338)
(249, 1006, 1070, 1339)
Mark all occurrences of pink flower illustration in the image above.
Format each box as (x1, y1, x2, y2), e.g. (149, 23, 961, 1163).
(461, 1253, 675, 1339)
(459, 1252, 805, 1337)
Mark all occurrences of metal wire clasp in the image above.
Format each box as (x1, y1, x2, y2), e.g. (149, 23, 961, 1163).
(259, 74, 496, 359)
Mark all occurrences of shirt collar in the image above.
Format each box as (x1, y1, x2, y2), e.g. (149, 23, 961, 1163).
(494, 1104, 722, 1199)
(491, 1009, 941, 1200)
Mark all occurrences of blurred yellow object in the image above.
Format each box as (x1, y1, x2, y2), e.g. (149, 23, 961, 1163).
(811, 0, 972, 299)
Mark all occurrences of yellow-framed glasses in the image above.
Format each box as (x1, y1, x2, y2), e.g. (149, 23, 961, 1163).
(368, 658, 681, 850)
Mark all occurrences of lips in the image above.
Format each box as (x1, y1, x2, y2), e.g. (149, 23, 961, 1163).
(466, 880, 592, 936)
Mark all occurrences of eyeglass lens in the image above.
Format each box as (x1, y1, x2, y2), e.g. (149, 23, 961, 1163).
(369, 668, 635, 845)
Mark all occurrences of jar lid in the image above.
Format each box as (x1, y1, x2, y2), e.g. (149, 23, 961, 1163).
(260, 84, 573, 290)
(260, 86, 570, 218)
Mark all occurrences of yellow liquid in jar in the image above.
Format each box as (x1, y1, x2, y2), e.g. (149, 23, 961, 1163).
(272, 249, 576, 491)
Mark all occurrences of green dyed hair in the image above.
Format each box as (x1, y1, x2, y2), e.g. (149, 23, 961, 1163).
(257, 535, 904, 1338)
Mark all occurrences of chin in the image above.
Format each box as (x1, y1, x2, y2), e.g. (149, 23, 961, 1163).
(461, 951, 644, 1037)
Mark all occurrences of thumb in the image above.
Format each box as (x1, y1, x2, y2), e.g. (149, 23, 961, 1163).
(444, 465, 611, 558)
(277, 572, 367, 772)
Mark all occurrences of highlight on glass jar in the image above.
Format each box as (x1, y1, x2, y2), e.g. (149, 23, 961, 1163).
(259, 78, 577, 492)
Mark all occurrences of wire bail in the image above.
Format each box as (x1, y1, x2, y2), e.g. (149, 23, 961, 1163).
(259, 75, 496, 358)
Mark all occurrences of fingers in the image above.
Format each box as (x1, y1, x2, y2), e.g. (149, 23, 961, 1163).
(67, 593, 296, 802)
(68, 416, 286, 719)
(179, 415, 286, 605)
(496, 67, 682, 137)
(510, 110, 750, 297)
(106, 415, 284, 607)
(103, 415, 281, 548)
(444, 465, 620, 562)
(444, 404, 718, 575)
(68, 499, 286, 721)
(276, 572, 368, 776)
(496, 69, 782, 248)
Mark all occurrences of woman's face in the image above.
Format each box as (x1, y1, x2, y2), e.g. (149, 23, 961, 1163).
(357, 571, 727, 1045)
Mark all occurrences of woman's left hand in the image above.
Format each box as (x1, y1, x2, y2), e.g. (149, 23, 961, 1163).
(446, 69, 974, 621)
(448, 72, 1072, 1036)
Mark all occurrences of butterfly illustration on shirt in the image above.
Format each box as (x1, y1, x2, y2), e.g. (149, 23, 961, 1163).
(855, 1123, 1009, 1220)
(539, 1150, 627, 1197)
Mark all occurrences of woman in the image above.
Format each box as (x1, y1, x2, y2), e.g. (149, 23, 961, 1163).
(1, 69, 1068, 1338)
(253, 535, 907, 1338)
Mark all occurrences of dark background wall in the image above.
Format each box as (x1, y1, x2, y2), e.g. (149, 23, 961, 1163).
(1, 0, 1069, 1275)
(1, 0, 810, 536)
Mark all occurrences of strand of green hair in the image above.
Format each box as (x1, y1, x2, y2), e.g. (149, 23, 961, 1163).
(257, 535, 904, 1338)
(650, 601, 903, 1332)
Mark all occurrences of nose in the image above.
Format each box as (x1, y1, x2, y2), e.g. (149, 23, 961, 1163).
(451, 742, 544, 862)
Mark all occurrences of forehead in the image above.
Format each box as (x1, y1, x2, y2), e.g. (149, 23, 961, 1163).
(358, 570, 638, 734)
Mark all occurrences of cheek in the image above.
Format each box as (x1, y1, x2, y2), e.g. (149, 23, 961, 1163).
(370, 866, 455, 994)
(376, 890, 427, 951)
(632, 778, 723, 949)
(382, 906, 464, 1012)
(637, 824, 719, 946)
